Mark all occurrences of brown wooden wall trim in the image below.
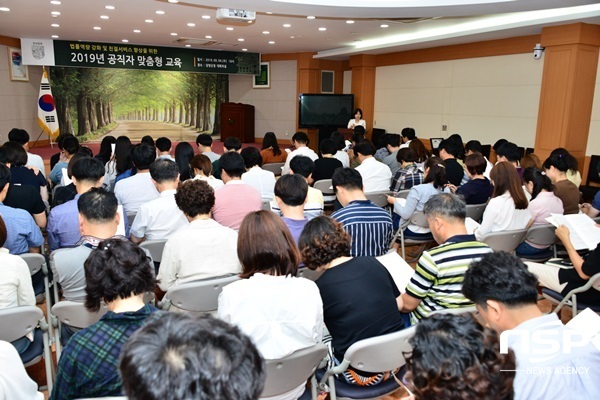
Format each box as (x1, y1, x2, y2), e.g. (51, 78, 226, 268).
(375, 34, 541, 67)
(0, 35, 20, 47)
(261, 53, 299, 62)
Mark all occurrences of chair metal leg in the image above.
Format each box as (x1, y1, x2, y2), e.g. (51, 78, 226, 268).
(573, 294, 578, 317)
(328, 375, 337, 400)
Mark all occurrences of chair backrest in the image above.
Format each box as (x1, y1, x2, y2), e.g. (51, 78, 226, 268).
(52, 301, 109, 329)
(313, 179, 334, 196)
(297, 268, 323, 281)
(261, 343, 328, 398)
(465, 203, 487, 222)
(139, 239, 167, 263)
(394, 189, 410, 199)
(19, 253, 47, 276)
(263, 162, 285, 176)
(0, 306, 43, 342)
(165, 275, 240, 312)
(481, 229, 528, 252)
(343, 326, 416, 373)
(524, 224, 557, 247)
(365, 191, 392, 208)
(409, 211, 429, 228)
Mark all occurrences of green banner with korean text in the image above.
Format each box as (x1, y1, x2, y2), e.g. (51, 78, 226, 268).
(52, 40, 260, 75)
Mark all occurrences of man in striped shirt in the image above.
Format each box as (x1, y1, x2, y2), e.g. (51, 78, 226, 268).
(400, 193, 493, 325)
(331, 168, 393, 257)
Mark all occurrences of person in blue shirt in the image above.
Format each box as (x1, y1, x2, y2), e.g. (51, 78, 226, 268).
(49, 135, 80, 186)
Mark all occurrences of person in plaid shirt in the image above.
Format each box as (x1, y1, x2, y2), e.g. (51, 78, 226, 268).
(390, 147, 425, 194)
(50, 239, 159, 400)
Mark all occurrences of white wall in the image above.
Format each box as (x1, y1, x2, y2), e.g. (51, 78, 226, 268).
(587, 60, 600, 156)
(229, 59, 297, 141)
(373, 53, 544, 148)
(0, 44, 43, 143)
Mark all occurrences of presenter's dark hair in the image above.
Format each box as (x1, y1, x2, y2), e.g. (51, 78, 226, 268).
(353, 108, 363, 117)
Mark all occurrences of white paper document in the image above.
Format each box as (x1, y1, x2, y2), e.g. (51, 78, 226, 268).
(546, 213, 600, 250)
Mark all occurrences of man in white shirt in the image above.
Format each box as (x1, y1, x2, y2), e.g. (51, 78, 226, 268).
(8, 128, 46, 177)
(354, 140, 392, 193)
(462, 252, 600, 400)
(130, 159, 188, 244)
(399, 127, 416, 149)
(281, 132, 318, 175)
(155, 137, 174, 161)
(114, 143, 159, 218)
(240, 147, 276, 201)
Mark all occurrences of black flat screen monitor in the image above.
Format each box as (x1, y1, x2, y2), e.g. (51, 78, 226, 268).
(298, 93, 354, 128)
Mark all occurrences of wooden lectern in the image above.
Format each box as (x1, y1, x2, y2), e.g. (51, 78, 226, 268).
(220, 102, 255, 143)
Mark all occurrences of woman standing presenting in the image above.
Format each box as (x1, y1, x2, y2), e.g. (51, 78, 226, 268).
(347, 108, 366, 130)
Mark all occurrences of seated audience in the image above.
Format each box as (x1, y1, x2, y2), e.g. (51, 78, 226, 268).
(390, 147, 424, 194)
(354, 140, 392, 193)
(520, 153, 542, 170)
(8, 128, 46, 177)
(313, 138, 343, 182)
(0, 340, 44, 399)
(387, 156, 446, 240)
(332, 168, 393, 257)
(218, 210, 323, 400)
(155, 137, 174, 161)
(3, 141, 48, 203)
(0, 164, 43, 255)
(0, 215, 36, 356)
(50, 188, 121, 302)
(465, 139, 493, 178)
(196, 133, 220, 163)
(581, 164, 600, 217)
(174, 141, 194, 181)
(401, 193, 493, 324)
(475, 162, 529, 240)
(51, 239, 158, 400)
(130, 159, 188, 244)
(400, 127, 417, 149)
(527, 224, 600, 305)
(48, 157, 105, 251)
(158, 179, 241, 291)
(382, 133, 402, 175)
(52, 151, 89, 207)
(212, 152, 262, 230)
(115, 143, 159, 218)
(515, 168, 563, 256)
(282, 132, 318, 175)
(49, 135, 80, 185)
(495, 142, 523, 178)
(550, 147, 581, 187)
(105, 135, 133, 190)
(450, 153, 493, 205)
(437, 139, 464, 186)
(50, 134, 72, 171)
(190, 154, 224, 190)
(241, 146, 276, 201)
(94, 135, 116, 166)
(289, 156, 324, 219)
(260, 131, 288, 164)
(348, 129, 365, 168)
(120, 313, 265, 400)
(543, 152, 580, 214)
(274, 174, 309, 243)
(141, 135, 155, 147)
(406, 312, 515, 400)
(330, 131, 350, 168)
(299, 216, 403, 386)
(374, 133, 391, 160)
(463, 252, 600, 399)
(409, 138, 431, 171)
(0, 147, 46, 228)
(212, 136, 242, 180)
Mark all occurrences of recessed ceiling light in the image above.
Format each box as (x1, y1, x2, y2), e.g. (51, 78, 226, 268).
(122, 39, 129, 43)
(51, 11, 61, 16)
(51, 23, 60, 27)
(226, 27, 234, 31)
(100, 15, 109, 19)
(307, 16, 315, 20)
(242, 48, 247, 51)
(380, 24, 389, 28)
(185, 44, 191, 47)
(170, 32, 178, 36)
(145, 19, 153, 23)
(205, 35, 212, 39)
(105, 5, 115, 10)
(50, 1, 61, 4)
(238, 38, 244, 42)
(202, 15, 210, 19)
(247, 20, 253, 24)
(187, 23, 195, 27)
(93, 26, 101, 30)
(156, 10, 165, 15)
(283, 23, 291, 28)
(168, 0, 179, 3)
(268, 41, 275, 44)
(0, 7, 9, 11)
(318, 27, 326, 31)
(133, 29, 141, 33)
(262, 31, 270, 34)
(290, 36, 295, 39)
(346, 20, 354, 24)
(51, 35, 59, 38)
(266, 12, 273, 15)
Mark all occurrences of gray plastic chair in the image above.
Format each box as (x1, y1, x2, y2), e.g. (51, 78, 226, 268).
(465, 203, 487, 223)
(391, 211, 434, 260)
(364, 191, 393, 208)
(480, 228, 528, 253)
(0, 306, 54, 392)
(542, 272, 600, 317)
(262, 343, 328, 400)
(139, 239, 167, 263)
(314, 179, 335, 208)
(52, 301, 110, 360)
(20, 253, 53, 338)
(518, 224, 558, 262)
(319, 326, 416, 400)
(159, 274, 240, 312)
(262, 162, 285, 176)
